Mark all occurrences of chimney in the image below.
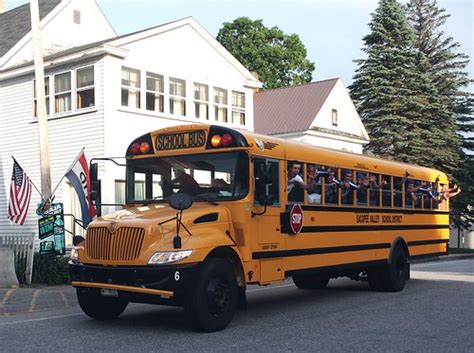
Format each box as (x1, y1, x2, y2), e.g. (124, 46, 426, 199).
(0, 0, 4, 14)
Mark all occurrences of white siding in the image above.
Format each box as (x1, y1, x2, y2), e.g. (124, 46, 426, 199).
(1, 0, 115, 69)
(0, 58, 105, 238)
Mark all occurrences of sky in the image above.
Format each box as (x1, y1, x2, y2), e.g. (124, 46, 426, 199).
(5, 0, 474, 90)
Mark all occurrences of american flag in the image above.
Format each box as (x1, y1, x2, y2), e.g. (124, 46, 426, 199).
(8, 159, 32, 225)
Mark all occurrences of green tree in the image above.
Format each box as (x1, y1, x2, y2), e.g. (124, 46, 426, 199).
(350, 0, 460, 173)
(216, 17, 315, 89)
(406, 0, 473, 152)
(406, 0, 473, 227)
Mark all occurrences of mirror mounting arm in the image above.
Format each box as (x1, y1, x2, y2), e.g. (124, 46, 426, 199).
(251, 205, 267, 218)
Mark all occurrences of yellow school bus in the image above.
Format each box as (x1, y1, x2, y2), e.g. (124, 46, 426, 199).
(69, 124, 450, 331)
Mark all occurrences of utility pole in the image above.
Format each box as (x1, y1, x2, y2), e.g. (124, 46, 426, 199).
(30, 0, 52, 202)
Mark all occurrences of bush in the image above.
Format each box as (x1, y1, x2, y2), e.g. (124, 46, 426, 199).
(32, 253, 70, 285)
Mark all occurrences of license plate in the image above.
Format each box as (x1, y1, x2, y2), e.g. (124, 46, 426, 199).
(100, 288, 119, 297)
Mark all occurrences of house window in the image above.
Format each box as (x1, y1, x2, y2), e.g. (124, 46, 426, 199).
(214, 87, 228, 122)
(76, 66, 94, 109)
(73, 10, 81, 24)
(332, 109, 338, 126)
(146, 72, 164, 112)
(194, 83, 209, 119)
(34, 77, 50, 116)
(121, 67, 141, 108)
(170, 77, 186, 116)
(232, 91, 245, 125)
(54, 72, 72, 113)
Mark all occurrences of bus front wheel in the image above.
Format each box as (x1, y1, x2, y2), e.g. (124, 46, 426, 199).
(293, 274, 330, 289)
(77, 289, 128, 320)
(185, 258, 238, 332)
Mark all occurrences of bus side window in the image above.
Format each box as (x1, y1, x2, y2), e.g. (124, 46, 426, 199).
(341, 169, 355, 205)
(382, 175, 392, 207)
(394, 177, 403, 207)
(254, 158, 280, 206)
(369, 173, 380, 207)
(307, 164, 324, 204)
(414, 180, 423, 209)
(357, 172, 369, 206)
(287, 161, 305, 203)
(324, 168, 340, 205)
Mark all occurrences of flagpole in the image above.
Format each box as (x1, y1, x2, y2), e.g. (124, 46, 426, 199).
(11, 156, 44, 199)
(50, 147, 85, 198)
(30, 0, 52, 202)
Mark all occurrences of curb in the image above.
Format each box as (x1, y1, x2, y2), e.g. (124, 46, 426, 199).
(411, 253, 474, 264)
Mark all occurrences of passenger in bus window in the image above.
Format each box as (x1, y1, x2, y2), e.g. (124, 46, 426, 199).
(307, 164, 324, 204)
(405, 180, 418, 208)
(357, 173, 370, 205)
(382, 176, 392, 207)
(341, 170, 357, 205)
(369, 174, 382, 206)
(287, 161, 306, 202)
(393, 177, 404, 207)
(325, 169, 340, 204)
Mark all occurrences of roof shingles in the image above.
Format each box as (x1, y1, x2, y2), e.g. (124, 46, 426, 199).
(254, 78, 338, 135)
(0, 0, 62, 58)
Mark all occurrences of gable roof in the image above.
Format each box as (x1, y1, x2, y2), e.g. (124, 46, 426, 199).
(0, 16, 262, 89)
(0, 0, 62, 58)
(254, 78, 339, 135)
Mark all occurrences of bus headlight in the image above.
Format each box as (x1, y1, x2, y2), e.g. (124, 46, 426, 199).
(148, 250, 193, 264)
(70, 248, 80, 262)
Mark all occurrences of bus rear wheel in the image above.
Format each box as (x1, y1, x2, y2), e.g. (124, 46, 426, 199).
(77, 289, 128, 320)
(382, 245, 409, 292)
(293, 274, 330, 289)
(185, 258, 238, 332)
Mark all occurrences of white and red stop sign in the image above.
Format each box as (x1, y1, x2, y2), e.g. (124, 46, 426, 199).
(289, 204, 304, 234)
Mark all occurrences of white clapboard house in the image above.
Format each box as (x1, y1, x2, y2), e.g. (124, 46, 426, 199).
(0, 0, 261, 244)
(254, 78, 370, 154)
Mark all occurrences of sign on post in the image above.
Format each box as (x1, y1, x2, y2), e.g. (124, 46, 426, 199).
(37, 203, 65, 255)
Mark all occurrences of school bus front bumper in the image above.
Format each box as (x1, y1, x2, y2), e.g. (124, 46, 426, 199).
(69, 262, 199, 303)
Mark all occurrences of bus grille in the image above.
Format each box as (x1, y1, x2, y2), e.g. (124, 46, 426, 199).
(85, 227, 145, 261)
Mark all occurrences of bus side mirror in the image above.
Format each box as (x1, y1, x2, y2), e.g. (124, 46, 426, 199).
(89, 163, 99, 201)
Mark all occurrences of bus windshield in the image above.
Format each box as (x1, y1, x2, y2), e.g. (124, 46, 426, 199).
(126, 151, 249, 204)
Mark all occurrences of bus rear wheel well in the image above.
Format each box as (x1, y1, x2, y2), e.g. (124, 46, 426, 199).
(205, 247, 245, 287)
(389, 237, 409, 264)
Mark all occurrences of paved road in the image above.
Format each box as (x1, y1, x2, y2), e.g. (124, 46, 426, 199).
(1, 260, 473, 353)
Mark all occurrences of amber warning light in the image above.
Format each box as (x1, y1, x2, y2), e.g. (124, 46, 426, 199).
(131, 142, 150, 155)
(210, 133, 233, 148)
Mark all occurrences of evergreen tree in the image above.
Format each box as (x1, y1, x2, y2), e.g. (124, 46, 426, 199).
(350, 0, 460, 173)
(406, 0, 473, 226)
(217, 17, 315, 89)
(406, 0, 473, 153)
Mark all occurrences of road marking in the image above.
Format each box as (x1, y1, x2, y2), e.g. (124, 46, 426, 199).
(29, 290, 41, 313)
(411, 271, 474, 283)
(0, 288, 17, 309)
(0, 313, 84, 327)
(248, 283, 295, 292)
(60, 292, 71, 308)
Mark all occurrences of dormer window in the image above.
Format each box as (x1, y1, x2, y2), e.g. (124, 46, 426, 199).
(332, 109, 338, 126)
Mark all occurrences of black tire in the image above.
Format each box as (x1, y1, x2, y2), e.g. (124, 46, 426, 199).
(367, 268, 386, 291)
(185, 258, 238, 332)
(381, 245, 409, 292)
(77, 289, 128, 320)
(293, 274, 330, 289)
